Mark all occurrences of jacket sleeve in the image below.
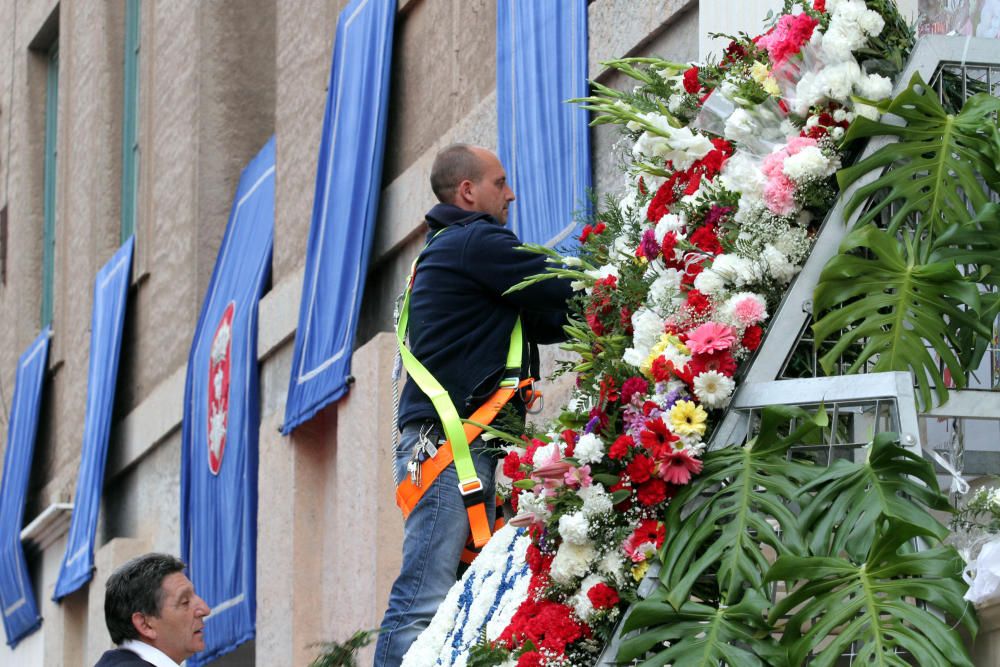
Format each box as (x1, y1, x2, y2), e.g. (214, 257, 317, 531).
(462, 223, 574, 320)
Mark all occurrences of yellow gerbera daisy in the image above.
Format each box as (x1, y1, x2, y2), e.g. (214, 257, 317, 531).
(669, 399, 707, 437)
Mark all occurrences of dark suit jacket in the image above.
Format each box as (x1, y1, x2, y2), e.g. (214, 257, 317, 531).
(93, 648, 156, 667)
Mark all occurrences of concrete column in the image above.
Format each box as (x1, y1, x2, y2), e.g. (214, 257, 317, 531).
(86, 537, 151, 667)
(326, 332, 402, 664)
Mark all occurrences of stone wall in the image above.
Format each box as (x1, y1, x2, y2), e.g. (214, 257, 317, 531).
(0, 0, 696, 664)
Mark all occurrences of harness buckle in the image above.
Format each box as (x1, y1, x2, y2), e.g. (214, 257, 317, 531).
(458, 479, 485, 508)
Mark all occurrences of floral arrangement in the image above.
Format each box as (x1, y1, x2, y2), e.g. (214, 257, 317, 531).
(405, 1, 915, 665)
(951, 482, 1000, 606)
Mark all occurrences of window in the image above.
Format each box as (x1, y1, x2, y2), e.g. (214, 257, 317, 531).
(120, 0, 140, 243)
(42, 42, 58, 327)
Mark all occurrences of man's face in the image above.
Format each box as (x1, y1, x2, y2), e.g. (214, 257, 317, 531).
(146, 572, 211, 663)
(466, 148, 516, 225)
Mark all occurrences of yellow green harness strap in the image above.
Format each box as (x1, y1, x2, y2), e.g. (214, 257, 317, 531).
(394, 234, 524, 547)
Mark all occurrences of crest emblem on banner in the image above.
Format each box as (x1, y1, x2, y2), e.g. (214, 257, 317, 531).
(207, 302, 235, 475)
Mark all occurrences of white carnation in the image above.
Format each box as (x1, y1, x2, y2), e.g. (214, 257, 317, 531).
(579, 483, 614, 517)
(782, 146, 837, 181)
(598, 550, 627, 585)
(624, 308, 665, 367)
(571, 574, 606, 622)
(858, 72, 892, 101)
(550, 541, 596, 584)
(693, 267, 727, 295)
(648, 268, 683, 309)
(719, 152, 766, 199)
(763, 244, 798, 283)
(654, 213, 686, 241)
(574, 432, 605, 465)
(724, 108, 759, 145)
(559, 512, 591, 546)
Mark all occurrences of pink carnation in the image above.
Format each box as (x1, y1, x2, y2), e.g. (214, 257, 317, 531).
(730, 294, 768, 326)
(685, 322, 737, 355)
(764, 175, 797, 216)
(757, 13, 819, 67)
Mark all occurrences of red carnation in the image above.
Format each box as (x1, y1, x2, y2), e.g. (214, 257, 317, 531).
(683, 66, 701, 94)
(503, 451, 526, 482)
(517, 652, 544, 667)
(626, 454, 654, 484)
(685, 288, 711, 315)
(587, 583, 620, 610)
(608, 434, 634, 460)
(637, 478, 668, 506)
(682, 261, 705, 287)
(742, 325, 763, 351)
(526, 542, 554, 574)
(690, 225, 722, 254)
(647, 180, 676, 222)
(620, 376, 650, 405)
(814, 0, 826, 11)
(651, 356, 671, 383)
(620, 306, 634, 334)
(661, 232, 680, 266)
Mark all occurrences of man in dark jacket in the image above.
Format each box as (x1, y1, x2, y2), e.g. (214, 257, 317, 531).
(375, 144, 573, 666)
(94, 553, 211, 667)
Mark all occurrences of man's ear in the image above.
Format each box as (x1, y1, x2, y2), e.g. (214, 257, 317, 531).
(131, 611, 157, 642)
(456, 178, 475, 206)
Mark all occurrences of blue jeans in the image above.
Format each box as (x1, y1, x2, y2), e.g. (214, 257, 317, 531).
(374, 422, 498, 667)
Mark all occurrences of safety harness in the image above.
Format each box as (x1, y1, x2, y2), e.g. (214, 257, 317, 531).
(394, 231, 538, 549)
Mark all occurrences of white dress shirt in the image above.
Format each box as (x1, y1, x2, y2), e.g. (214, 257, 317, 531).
(119, 639, 182, 667)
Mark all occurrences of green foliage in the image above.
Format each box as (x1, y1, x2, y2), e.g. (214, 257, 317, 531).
(768, 521, 977, 667)
(616, 406, 976, 666)
(811, 220, 996, 409)
(657, 405, 827, 608)
(309, 629, 378, 667)
(837, 73, 1000, 236)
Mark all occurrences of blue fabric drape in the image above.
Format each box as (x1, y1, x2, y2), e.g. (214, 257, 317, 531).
(180, 137, 274, 666)
(0, 329, 51, 647)
(53, 238, 134, 601)
(497, 0, 592, 249)
(281, 0, 396, 434)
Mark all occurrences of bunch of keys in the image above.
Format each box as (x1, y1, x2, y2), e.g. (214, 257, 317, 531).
(407, 423, 440, 487)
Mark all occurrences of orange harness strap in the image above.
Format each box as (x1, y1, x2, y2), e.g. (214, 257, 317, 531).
(395, 379, 537, 549)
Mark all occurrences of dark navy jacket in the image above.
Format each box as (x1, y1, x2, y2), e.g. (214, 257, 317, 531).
(397, 204, 573, 429)
(93, 648, 156, 666)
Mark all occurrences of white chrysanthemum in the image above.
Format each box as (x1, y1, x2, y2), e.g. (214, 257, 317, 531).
(693, 371, 736, 409)
(579, 483, 613, 518)
(550, 541, 596, 584)
(693, 267, 727, 295)
(763, 244, 798, 283)
(517, 491, 551, 521)
(783, 145, 838, 181)
(575, 432, 605, 465)
(559, 512, 591, 546)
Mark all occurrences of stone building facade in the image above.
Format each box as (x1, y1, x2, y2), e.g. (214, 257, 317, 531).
(0, 1, 920, 666)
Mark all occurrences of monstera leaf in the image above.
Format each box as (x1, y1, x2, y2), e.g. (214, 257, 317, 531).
(837, 72, 1000, 235)
(767, 520, 976, 667)
(795, 431, 952, 560)
(811, 222, 993, 408)
(656, 405, 827, 608)
(617, 590, 784, 667)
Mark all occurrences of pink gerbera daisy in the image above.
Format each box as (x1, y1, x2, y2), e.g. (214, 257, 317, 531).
(685, 321, 737, 355)
(656, 448, 704, 485)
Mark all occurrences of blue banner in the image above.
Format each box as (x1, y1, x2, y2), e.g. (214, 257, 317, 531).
(497, 0, 592, 248)
(53, 238, 134, 601)
(180, 137, 274, 666)
(0, 328, 51, 647)
(281, 0, 396, 433)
